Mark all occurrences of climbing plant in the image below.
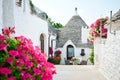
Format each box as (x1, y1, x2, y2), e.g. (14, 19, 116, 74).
(30, 0, 34, 9)
(47, 18, 64, 29)
(88, 17, 108, 44)
(89, 45, 94, 64)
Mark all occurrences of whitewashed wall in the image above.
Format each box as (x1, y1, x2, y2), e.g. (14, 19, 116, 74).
(2, 0, 15, 27)
(82, 27, 89, 43)
(2, 0, 49, 55)
(57, 40, 91, 64)
(75, 48, 91, 60)
(94, 31, 120, 80)
(49, 34, 57, 54)
(0, 0, 2, 30)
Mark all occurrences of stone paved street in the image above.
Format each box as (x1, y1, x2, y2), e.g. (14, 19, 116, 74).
(53, 65, 107, 80)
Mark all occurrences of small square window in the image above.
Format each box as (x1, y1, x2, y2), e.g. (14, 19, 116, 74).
(80, 49, 85, 56)
(81, 49, 84, 53)
(16, 0, 22, 7)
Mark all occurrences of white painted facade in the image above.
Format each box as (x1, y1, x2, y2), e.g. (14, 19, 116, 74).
(0, 0, 3, 32)
(1, 0, 49, 55)
(94, 30, 120, 80)
(57, 40, 91, 64)
(82, 27, 89, 43)
(49, 33, 57, 55)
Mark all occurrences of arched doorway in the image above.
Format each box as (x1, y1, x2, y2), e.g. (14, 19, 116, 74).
(67, 45, 74, 60)
(40, 34, 44, 53)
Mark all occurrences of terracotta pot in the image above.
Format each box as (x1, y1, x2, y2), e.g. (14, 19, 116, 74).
(55, 55, 61, 64)
(80, 53, 85, 56)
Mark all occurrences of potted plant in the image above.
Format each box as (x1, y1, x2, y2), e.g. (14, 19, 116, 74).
(54, 50, 61, 64)
(80, 52, 85, 56)
(49, 47, 53, 57)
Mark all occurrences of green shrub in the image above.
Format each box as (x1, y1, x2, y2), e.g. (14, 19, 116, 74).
(89, 45, 94, 64)
(47, 57, 58, 64)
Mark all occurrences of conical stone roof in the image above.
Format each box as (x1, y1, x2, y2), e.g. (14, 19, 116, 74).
(105, 9, 120, 30)
(112, 9, 120, 21)
(57, 15, 88, 47)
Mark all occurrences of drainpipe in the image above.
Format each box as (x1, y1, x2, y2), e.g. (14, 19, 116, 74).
(110, 11, 116, 35)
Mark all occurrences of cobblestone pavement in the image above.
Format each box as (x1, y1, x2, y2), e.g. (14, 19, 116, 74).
(53, 65, 107, 80)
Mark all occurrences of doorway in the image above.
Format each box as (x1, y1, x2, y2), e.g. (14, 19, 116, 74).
(40, 34, 44, 53)
(67, 45, 74, 60)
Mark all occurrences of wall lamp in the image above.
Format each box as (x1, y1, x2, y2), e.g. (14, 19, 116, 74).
(110, 11, 116, 35)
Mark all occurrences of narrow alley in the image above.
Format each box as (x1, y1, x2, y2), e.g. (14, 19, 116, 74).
(54, 65, 107, 80)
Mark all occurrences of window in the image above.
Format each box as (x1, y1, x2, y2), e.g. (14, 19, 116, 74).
(80, 49, 85, 56)
(16, 0, 22, 7)
(81, 49, 84, 53)
(40, 34, 44, 53)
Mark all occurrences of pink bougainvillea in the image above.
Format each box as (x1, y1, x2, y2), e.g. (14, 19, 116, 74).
(55, 50, 61, 55)
(89, 17, 108, 44)
(0, 27, 56, 80)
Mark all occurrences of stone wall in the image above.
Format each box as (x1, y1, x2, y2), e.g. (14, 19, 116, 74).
(94, 31, 120, 80)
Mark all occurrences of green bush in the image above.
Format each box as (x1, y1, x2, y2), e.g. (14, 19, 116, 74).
(89, 45, 94, 64)
(47, 57, 58, 64)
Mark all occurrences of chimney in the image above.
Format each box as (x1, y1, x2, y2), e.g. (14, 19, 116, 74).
(75, 7, 77, 15)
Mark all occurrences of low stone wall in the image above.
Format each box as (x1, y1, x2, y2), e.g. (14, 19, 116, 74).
(94, 31, 120, 80)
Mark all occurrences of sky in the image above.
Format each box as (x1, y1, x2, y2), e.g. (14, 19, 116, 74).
(31, 0, 120, 26)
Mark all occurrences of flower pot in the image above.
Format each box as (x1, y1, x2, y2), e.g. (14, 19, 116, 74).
(80, 53, 85, 56)
(55, 55, 61, 64)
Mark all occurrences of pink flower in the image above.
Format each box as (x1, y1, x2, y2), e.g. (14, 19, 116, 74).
(25, 61, 34, 67)
(9, 50, 19, 57)
(21, 71, 26, 76)
(17, 59, 24, 65)
(49, 47, 53, 54)
(0, 27, 56, 80)
(89, 40, 94, 44)
(25, 73, 33, 79)
(95, 19, 100, 26)
(3, 28, 10, 36)
(22, 54, 30, 62)
(55, 50, 61, 55)
(0, 35, 9, 51)
(7, 57, 14, 65)
(10, 27, 15, 34)
(0, 43, 9, 51)
(2, 27, 15, 36)
(0, 67, 12, 76)
(0, 35, 6, 41)
(89, 17, 108, 43)
(71, 57, 76, 61)
(8, 76, 14, 80)
(33, 68, 42, 75)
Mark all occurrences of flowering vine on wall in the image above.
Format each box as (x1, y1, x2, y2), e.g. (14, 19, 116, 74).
(0, 27, 56, 80)
(88, 17, 108, 44)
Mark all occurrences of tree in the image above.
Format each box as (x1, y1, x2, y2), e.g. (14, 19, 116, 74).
(47, 18, 64, 29)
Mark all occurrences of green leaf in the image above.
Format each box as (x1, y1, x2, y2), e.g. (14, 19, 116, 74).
(89, 45, 94, 64)
(35, 75, 42, 80)
(0, 51, 9, 64)
(0, 75, 6, 80)
(7, 39, 19, 51)
(12, 69, 21, 79)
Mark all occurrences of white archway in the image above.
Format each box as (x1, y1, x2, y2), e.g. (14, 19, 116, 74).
(67, 45, 74, 60)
